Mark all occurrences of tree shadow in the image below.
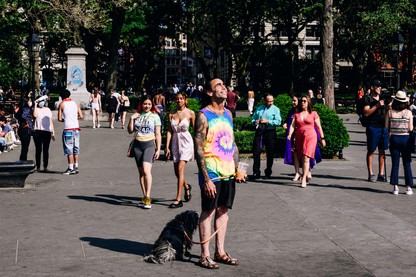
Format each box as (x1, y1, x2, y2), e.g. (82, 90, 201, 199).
(348, 140, 367, 146)
(348, 130, 366, 134)
(80, 237, 151, 256)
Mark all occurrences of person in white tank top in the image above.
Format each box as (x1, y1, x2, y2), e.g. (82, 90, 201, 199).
(58, 89, 83, 175)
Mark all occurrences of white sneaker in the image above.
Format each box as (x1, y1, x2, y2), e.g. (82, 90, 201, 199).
(97, 124, 101, 128)
(93, 126, 96, 129)
(406, 188, 413, 195)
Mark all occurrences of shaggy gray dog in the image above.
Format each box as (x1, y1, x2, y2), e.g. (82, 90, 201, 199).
(144, 210, 199, 264)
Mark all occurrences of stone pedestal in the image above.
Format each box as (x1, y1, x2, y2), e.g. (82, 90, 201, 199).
(64, 47, 90, 109)
(0, 160, 36, 188)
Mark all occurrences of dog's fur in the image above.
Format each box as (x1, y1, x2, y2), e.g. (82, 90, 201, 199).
(144, 210, 199, 264)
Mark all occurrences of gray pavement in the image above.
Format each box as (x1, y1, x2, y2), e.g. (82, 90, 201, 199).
(1, 112, 416, 276)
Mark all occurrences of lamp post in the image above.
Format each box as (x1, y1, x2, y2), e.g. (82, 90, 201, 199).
(391, 32, 404, 90)
(27, 32, 41, 95)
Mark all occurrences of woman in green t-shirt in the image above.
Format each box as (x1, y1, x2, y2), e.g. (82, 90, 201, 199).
(128, 95, 161, 209)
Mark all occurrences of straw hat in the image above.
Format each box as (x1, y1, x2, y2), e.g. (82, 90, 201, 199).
(391, 90, 409, 102)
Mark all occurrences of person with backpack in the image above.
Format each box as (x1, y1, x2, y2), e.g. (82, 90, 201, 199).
(363, 79, 388, 183)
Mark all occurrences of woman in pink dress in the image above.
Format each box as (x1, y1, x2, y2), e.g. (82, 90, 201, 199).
(287, 95, 326, 188)
(165, 92, 195, 208)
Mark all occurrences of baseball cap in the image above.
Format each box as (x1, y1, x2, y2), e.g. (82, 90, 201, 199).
(371, 79, 382, 87)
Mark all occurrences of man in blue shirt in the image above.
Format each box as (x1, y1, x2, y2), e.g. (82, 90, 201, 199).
(251, 93, 281, 179)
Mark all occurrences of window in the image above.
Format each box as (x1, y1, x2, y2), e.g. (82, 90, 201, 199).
(306, 25, 320, 38)
(306, 46, 320, 59)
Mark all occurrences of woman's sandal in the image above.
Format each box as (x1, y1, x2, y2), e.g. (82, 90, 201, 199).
(168, 200, 183, 208)
(198, 256, 219, 269)
(184, 184, 192, 202)
(214, 252, 239, 266)
(292, 173, 301, 181)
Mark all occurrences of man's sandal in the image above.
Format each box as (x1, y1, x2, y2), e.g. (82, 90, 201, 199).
(198, 256, 219, 269)
(214, 252, 239, 266)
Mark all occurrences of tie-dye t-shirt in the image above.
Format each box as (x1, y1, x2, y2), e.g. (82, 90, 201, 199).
(200, 107, 236, 182)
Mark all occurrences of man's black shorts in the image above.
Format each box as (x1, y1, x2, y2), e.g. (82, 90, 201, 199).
(200, 179, 236, 211)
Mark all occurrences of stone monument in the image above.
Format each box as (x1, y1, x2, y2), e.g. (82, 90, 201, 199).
(63, 47, 90, 109)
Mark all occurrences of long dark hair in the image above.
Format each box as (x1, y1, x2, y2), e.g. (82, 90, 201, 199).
(298, 95, 314, 113)
(391, 99, 409, 111)
(137, 95, 156, 113)
(175, 91, 189, 108)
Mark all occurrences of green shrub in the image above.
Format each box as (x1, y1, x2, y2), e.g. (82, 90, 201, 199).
(233, 116, 255, 131)
(234, 131, 255, 152)
(314, 103, 350, 158)
(168, 98, 201, 114)
(274, 94, 292, 123)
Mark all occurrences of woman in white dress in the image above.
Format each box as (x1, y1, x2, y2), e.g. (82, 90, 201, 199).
(165, 92, 195, 208)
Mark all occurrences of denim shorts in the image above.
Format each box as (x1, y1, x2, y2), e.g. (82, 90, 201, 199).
(62, 130, 80, 156)
(366, 126, 389, 153)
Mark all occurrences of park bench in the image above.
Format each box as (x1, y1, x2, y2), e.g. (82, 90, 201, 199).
(0, 160, 36, 188)
(336, 99, 356, 109)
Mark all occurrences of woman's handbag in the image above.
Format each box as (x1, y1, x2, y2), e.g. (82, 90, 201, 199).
(5, 131, 17, 145)
(127, 140, 135, 157)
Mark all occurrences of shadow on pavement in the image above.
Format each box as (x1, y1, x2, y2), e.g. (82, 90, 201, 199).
(68, 194, 174, 207)
(80, 237, 150, 256)
(308, 183, 390, 194)
(68, 195, 138, 206)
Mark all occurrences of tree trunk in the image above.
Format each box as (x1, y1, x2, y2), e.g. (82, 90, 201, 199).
(106, 6, 126, 93)
(322, 0, 334, 110)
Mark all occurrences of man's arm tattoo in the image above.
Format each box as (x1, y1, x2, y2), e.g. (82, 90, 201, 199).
(194, 112, 210, 183)
(233, 142, 240, 170)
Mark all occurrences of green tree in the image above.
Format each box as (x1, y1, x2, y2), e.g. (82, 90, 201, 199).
(334, 0, 415, 90)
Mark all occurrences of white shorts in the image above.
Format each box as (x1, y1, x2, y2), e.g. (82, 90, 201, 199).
(91, 103, 100, 110)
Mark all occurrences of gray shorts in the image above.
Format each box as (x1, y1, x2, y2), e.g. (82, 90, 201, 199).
(133, 140, 155, 166)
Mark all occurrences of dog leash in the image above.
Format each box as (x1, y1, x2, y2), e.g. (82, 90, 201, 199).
(181, 174, 245, 245)
(182, 217, 228, 245)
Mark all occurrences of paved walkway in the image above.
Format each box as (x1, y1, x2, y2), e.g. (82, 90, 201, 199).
(1, 112, 416, 276)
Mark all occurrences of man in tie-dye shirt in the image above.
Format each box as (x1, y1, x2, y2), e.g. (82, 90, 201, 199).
(194, 78, 245, 269)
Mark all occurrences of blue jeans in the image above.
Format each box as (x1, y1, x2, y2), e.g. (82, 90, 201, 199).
(0, 137, 5, 151)
(389, 134, 413, 186)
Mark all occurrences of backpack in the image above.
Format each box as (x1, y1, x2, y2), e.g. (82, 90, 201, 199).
(356, 95, 370, 127)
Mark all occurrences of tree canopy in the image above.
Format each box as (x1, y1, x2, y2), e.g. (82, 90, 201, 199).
(0, 0, 415, 96)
